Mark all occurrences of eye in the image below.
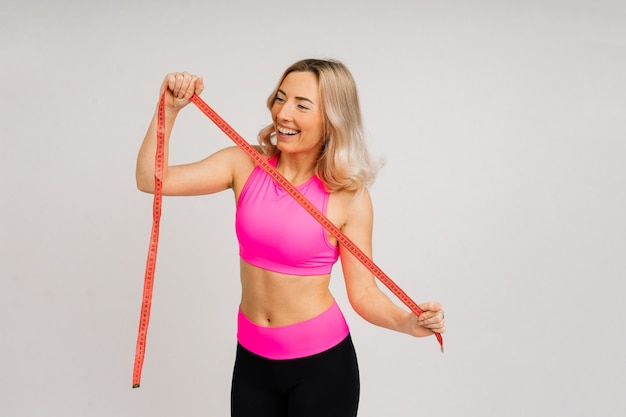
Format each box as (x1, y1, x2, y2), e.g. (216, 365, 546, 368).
(297, 104, 310, 110)
(274, 95, 285, 103)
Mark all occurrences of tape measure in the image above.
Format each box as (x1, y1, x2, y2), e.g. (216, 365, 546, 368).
(132, 94, 165, 388)
(132, 92, 443, 388)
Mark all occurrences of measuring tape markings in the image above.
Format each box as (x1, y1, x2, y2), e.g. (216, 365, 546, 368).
(188, 94, 443, 349)
(132, 92, 443, 388)
(132, 94, 165, 388)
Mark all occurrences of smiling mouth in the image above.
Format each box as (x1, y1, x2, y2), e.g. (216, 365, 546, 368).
(277, 125, 301, 136)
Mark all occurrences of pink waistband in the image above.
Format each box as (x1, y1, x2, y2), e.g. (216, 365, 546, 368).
(237, 300, 350, 360)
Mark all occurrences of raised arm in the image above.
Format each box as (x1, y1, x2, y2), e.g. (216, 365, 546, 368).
(339, 189, 446, 338)
(136, 72, 244, 196)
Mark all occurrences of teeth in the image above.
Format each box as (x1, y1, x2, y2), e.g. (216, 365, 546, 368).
(278, 126, 300, 135)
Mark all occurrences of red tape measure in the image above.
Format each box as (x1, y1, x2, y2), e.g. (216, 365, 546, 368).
(132, 93, 443, 388)
(132, 94, 165, 388)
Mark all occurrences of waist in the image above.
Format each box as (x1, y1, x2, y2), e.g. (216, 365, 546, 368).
(237, 300, 350, 360)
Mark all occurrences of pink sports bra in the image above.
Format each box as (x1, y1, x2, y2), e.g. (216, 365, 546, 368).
(235, 156, 339, 275)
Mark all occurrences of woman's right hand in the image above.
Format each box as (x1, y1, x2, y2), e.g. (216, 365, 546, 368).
(160, 72, 205, 111)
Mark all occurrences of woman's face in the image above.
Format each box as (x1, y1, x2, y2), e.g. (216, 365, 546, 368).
(271, 71, 325, 155)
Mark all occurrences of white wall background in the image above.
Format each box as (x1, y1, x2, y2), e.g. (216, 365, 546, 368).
(1, 0, 625, 416)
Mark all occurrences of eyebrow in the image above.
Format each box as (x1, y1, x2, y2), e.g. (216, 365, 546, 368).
(277, 89, 315, 105)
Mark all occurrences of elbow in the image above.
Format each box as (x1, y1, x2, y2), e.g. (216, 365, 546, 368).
(347, 292, 368, 319)
(136, 175, 154, 194)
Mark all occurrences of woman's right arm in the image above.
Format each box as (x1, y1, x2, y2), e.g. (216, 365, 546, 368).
(136, 72, 242, 196)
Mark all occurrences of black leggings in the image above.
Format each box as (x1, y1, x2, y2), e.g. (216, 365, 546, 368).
(231, 334, 360, 417)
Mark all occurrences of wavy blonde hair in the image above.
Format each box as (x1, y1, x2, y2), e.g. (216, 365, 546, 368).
(258, 59, 380, 193)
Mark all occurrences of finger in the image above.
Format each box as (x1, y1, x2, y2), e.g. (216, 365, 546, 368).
(418, 301, 442, 313)
(161, 73, 176, 96)
(164, 73, 178, 97)
(418, 314, 440, 326)
(183, 73, 201, 99)
(417, 308, 445, 326)
(166, 72, 183, 97)
(167, 73, 176, 92)
(420, 315, 446, 332)
(164, 72, 203, 100)
(432, 324, 446, 334)
(183, 75, 204, 99)
(174, 73, 187, 98)
(194, 77, 205, 96)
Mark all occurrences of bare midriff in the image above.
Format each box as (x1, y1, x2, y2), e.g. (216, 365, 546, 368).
(238, 259, 335, 327)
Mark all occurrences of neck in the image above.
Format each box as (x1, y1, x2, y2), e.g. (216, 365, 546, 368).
(276, 152, 318, 186)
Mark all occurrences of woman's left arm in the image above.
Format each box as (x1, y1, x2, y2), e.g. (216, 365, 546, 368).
(339, 189, 445, 338)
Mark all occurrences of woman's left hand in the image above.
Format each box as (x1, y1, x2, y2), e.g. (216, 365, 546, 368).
(411, 301, 445, 335)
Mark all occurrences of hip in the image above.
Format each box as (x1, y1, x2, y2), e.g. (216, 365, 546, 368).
(236, 299, 350, 360)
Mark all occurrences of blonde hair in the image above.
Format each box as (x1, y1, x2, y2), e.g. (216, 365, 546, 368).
(258, 59, 380, 192)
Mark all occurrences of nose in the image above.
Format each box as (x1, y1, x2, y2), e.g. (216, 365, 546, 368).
(276, 101, 293, 121)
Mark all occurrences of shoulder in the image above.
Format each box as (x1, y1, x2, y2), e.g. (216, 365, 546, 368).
(333, 187, 372, 210)
(227, 145, 267, 195)
(329, 187, 373, 231)
(216, 145, 255, 162)
(211, 145, 255, 173)
(223, 145, 271, 165)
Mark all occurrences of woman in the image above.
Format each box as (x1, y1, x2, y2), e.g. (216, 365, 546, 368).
(136, 59, 445, 417)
